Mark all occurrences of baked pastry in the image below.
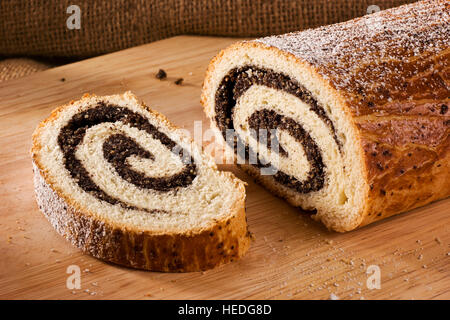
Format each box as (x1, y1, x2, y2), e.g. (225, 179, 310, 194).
(32, 92, 250, 272)
(201, 0, 449, 232)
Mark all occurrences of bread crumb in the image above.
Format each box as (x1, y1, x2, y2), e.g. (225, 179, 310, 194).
(434, 237, 442, 245)
(155, 69, 167, 80)
(174, 78, 184, 85)
(340, 258, 354, 266)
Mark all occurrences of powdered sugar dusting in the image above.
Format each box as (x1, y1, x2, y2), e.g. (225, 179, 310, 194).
(254, 0, 449, 113)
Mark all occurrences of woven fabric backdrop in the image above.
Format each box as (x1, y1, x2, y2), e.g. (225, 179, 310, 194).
(0, 0, 417, 81)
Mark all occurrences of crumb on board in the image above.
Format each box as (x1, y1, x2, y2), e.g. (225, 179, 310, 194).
(174, 78, 184, 85)
(155, 69, 167, 80)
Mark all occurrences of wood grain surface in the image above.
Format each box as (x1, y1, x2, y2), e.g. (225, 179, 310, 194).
(0, 36, 448, 300)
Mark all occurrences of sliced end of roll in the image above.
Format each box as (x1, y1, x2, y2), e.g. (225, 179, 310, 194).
(202, 0, 450, 232)
(201, 42, 368, 232)
(32, 91, 250, 271)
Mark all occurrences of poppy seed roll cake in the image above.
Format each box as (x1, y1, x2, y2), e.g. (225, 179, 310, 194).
(201, 0, 450, 232)
(32, 92, 250, 272)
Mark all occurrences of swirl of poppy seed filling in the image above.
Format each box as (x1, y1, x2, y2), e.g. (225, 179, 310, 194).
(57, 102, 197, 212)
(215, 66, 341, 193)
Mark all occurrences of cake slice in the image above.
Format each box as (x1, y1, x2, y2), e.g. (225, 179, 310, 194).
(32, 92, 250, 272)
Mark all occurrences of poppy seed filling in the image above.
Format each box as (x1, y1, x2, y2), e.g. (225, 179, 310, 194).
(57, 102, 197, 211)
(214, 66, 339, 193)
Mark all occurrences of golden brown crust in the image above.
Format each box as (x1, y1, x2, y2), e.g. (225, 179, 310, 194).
(358, 120, 449, 227)
(31, 92, 251, 272)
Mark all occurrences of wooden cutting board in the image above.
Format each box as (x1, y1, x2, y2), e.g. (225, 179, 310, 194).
(0, 36, 448, 300)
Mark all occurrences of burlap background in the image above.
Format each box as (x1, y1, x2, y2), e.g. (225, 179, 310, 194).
(0, 0, 417, 81)
(0, 58, 51, 82)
